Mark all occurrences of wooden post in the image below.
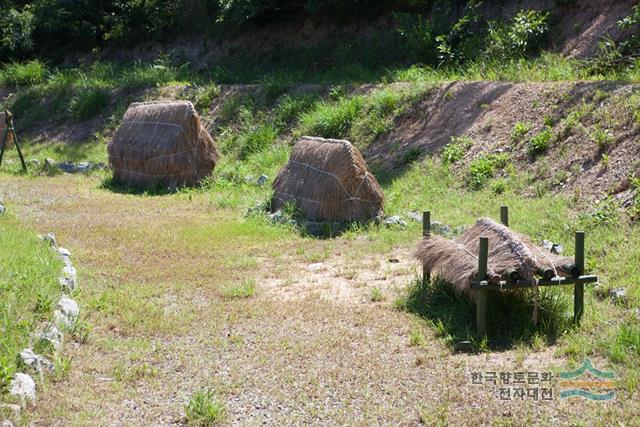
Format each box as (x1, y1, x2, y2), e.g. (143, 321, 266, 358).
(476, 236, 489, 337)
(422, 211, 431, 284)
(574, 231, 585, 324)
(0, 111, 27, 172)
(500, 205, 509, 227)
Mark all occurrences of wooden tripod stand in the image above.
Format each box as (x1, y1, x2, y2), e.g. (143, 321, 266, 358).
(0, 110, 27, 172)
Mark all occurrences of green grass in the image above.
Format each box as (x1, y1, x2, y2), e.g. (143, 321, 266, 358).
(0, 60, 47, 86)
(222, 279, 256, 299)
(441, 135, 474, 165)
(184, 388, 226, 425)
(511, 121, 532, 142)
(528, 126, 553, 156)
(0, 214, 62, 394)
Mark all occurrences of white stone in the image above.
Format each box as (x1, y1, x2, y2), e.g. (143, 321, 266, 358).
(42, 232, 57, 248)
(308, 263, 324, 272)
(54, 297, 79, 328)
(57, 247, 71, 257)
(9, 373, 36, 404)
(18, 348, 53, 373)
(1, 420, 15, 427)
(34, 324, 63, 352)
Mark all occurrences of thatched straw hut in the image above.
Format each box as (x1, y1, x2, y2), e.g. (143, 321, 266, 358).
(271, 137, 384, 222)
(108, 101, 219, 188)
(415, 218, 575, 299)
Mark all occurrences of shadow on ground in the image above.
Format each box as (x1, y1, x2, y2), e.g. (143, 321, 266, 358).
(397, 276, 575, 352)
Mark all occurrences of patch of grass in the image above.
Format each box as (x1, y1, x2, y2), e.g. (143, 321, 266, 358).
(222, 279, 256, 299)
(238, 124, 278, 159)
(528, 126, 553, 156)
(193, 83, 221, 112)
(185, 388, 226, 426)
(441, 135, 474, 165)
(409, 329, 425, 347)
(0, 215, 62, 392)
(69, 86, 110, 120)
(296, 96, 363, 139)
(370, 287, 385, 302)
(0, 60, 47, 86)
(511, 121, 532, 142)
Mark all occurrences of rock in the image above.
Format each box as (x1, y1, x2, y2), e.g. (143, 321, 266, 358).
(34, 324, 63, 352)
(0, 201, 4, 216)
(9, 373, 36, 404)
(308, 263, 324, 271)
(42, 232, 57, 248)
(634, 307, 640, 321)
(54, 297, 79, 328)
(542, 239, 563, 254)
(388, 258, 399, 263)
(406, 212, 422, 222)
(383, 215, 406, 227)
(29, 159, 40, 167)
(94, 162, 106, 170)
(44, 158, 56, 168)
(430, 221, 452, 236)
(57, 247, 71, 258)
(76, 162, 91, 173)
(609, 287, 628, 306)
(0, 403, 20, 420)
(256, 174, 269, 186)
(1, 419, 15, 427)
(57, 161, 76, 173)
(18, 348, 54, 373)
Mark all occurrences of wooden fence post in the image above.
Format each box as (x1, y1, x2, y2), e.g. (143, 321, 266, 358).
(500, 205, 509, 227)
(476, 236, 489, 337)
(422, 211, 431, 285)
(574, 231, 585, 324)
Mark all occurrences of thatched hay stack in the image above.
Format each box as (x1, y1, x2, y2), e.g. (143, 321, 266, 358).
(271, 137, 384, 222)
(0, 112, 13, 146)
(415, 217, 578, 298)
(108, 101, 219, 188)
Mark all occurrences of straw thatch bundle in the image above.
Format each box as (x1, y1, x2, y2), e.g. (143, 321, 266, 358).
(271, 137, 384, 222)
(108, 101, 219, 188)
(415, 217, 577, 299)
(0, 112, 13, 146)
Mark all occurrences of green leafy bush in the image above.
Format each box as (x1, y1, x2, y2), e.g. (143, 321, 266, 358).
(0, 7, 35, 58)
(184, 388, 226, 425)
(511, 121, 532, 142)
(441, 135, 473, 164)
(468, 153, 509, 189)
(485, 10, 549, 59)
(528, 126, 553, 155)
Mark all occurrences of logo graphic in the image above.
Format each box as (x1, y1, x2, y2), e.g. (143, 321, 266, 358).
(559, 358, 615, 401)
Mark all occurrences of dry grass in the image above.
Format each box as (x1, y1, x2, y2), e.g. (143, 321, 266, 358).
(1, 174, 638, 425)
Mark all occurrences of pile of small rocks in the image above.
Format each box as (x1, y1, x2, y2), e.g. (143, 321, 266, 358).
(42, 158, 106, 174)
(1, 230, 81, 426)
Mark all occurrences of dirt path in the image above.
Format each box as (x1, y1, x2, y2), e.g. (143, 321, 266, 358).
(1, 175, 632, 425)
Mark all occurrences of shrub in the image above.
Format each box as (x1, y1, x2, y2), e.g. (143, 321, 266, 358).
(468, 153, 509, 189)
(528, 126, 553, 156)
(442, 135, 473, 164)
(511, 121, 532, 142)
(0, 8, 35, 58)
(485, 9, 550, 60)
(69, 86, 110, 120)
(0, 60, 46, 86)
(590, 126, 613, 150)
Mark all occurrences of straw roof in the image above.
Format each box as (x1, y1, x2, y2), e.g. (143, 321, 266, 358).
(108, 101, 219, 188)
(415, 217, 576, 299)
(271, 137, 384, 222)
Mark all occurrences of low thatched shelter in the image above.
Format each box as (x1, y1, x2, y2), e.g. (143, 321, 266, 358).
(415, 218, 575, 300)
(108, 101, 219, 188)
(271, 137, 384, 222)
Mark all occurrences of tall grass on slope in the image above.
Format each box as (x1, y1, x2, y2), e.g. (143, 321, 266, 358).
(0, 214, 61, 393)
